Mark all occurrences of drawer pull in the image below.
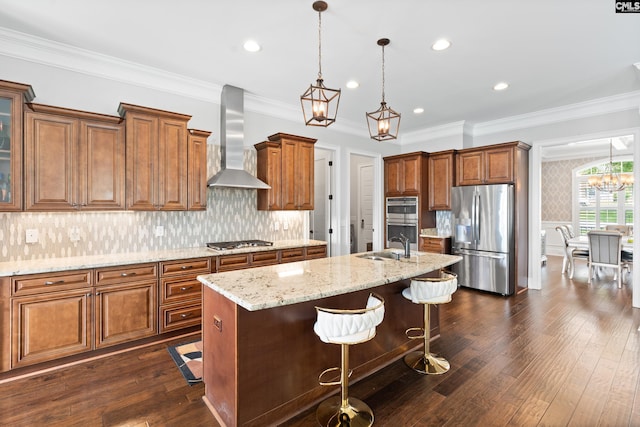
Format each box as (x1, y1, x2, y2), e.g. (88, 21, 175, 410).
(44, 280, 65, 285)
(180, 313, 193, 319)
(179, 286, 193, 291)
(120, 272, 137, 277)
(180, 265, 194, 270)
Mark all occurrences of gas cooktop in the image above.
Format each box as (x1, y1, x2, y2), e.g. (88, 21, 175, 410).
(206, 240, 274, 251)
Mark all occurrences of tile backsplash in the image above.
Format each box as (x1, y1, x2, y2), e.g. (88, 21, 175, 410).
(0, 145, 305, 261)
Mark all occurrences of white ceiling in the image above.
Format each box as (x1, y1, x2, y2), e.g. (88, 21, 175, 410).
(0, 0, 639, 145)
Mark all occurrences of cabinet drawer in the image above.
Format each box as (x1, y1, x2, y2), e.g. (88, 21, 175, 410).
(420, 237, 451, 254)
(251, 250, 279, 267)
(95, 263, 158, 286)
(281, 248, 305, 263)
(160, 257, 211, 277)
(160, 302, 202, 333)
(12, 270, 92, 296)
(306, 245, 327, 259)
(218, 254, 251, 271)
(160, 277, 202, 305)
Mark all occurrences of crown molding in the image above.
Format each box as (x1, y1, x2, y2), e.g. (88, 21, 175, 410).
(399, 121, 467, 145)
(473, 90, 640, 137)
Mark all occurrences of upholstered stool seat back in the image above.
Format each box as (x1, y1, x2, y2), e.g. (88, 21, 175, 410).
(314, 294, 385, 345)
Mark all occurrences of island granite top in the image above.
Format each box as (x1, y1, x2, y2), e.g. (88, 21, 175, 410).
(197, 250, 461, 311)
(0, 239, 326, 277)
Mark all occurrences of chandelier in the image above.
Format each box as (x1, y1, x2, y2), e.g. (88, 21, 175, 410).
(587, 141, 634, 192)
(300, 1, 341, 127)
(366, 38, 401, 141)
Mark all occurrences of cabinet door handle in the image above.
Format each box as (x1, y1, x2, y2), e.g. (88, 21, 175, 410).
(180, 265, 193, 270)
(121, 272, 137, 277)
(44, 280, 65, 285)
(180, 286, 192, 291)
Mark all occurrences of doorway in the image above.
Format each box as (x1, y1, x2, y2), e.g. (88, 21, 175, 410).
(530, 128, 639, 306)
(350, 154, 375, 253)
(310, 147, 334, 256)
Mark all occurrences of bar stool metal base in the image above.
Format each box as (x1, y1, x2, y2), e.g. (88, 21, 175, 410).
(316, 396, 374, 427)
(404, 350, 450, 375)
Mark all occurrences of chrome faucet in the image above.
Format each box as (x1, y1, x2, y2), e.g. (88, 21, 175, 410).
(390, 234, 411, 258)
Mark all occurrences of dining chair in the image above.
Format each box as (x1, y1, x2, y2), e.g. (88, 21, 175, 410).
(605, 224, 633, 236)
(587, 230, 628, 288)
(555, 225, 589, 278)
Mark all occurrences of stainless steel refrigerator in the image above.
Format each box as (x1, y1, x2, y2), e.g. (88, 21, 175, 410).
(451, 184, 515, 295)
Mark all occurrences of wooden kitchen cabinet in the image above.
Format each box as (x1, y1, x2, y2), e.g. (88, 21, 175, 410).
(384, 152, 427, 197)
(255, 133, 317, 210)
(0, 80, 35, 212)
(24, 104, 125, 211)
(94, 263, 158, 348)
(306, 245, 327, 259)
(187, 129, 210, 211)
(158, 257, 211, 333)
(419, 236, 451, 254)
(455, 142, 527, 186)
(428, 150, 455, 210)
(118, 103, 191, 211)
(10, 269, 93, 369)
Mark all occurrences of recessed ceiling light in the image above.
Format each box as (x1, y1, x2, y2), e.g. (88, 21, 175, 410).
(431, 39, 451, 51)
(413, 107, 424, 114)
(243, 40, 261, 53)
(346, 80, 359, 89)
(493, 82, 509, 91)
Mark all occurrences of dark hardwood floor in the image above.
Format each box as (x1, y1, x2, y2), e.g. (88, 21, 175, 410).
(1, 256, 639, 426)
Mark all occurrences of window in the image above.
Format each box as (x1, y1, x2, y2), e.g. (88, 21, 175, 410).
(575, 159, 634, 235)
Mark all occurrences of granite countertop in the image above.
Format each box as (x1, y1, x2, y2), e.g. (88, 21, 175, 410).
(198, 250, 462, 311)
(0, 239, 327, 277)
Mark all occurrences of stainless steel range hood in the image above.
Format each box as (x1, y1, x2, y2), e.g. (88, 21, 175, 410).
(207, 85, 271, 189)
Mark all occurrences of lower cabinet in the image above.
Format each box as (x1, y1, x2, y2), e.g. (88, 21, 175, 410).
(419, 236, 452, 254)
(159, 257, 211, 333)
(11, 289, 92, 368)
(94, 280, 157, 348)
(4, 244, 326, 372)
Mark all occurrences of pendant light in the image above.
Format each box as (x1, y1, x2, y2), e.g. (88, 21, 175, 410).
(300, 1, 341, 127)
(587, 141, 634, 193)
(366, 38, 401, 141)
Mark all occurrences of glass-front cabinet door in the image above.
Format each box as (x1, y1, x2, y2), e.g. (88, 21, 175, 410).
(0, 80, 35, 211)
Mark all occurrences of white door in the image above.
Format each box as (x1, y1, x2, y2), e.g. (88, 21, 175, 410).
(358, 163, 374, 252)
(311, 148, 333, 255)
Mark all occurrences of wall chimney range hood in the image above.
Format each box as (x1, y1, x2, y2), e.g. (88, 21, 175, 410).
(207, 84, 271, 189)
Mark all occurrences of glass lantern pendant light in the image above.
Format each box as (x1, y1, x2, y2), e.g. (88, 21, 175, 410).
(367, 38, 401, 141)
(300, 1, 341, 127)
(587, 141, 634, 193)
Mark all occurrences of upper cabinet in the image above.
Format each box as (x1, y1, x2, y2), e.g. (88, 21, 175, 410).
(118, 103, 191, 211)
(455, 142, 529, 186)
(384, 152, 428, 197)
(0, 80, 35, 212)
(187, 129, 211, 211)
(428, 150, 455, 210)
(24, 104, 125, 211)
(255, 133, 317, 211)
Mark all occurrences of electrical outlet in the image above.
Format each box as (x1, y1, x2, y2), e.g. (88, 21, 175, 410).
(273, 222, 280, 231)
(25, 229, 38, 244)
(154, 225, 165, 237)
(69, 227, 80, 242)
(283, 221, 289, 230)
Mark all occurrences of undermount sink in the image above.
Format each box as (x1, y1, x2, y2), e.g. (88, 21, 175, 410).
(356, 251, 402, 261)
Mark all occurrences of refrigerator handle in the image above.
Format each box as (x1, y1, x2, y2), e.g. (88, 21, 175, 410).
(475, 193, 481, 243)
(470, 192, 476, 243)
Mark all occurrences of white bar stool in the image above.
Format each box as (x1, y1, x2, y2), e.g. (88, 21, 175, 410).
(402, 272, 457, 375)
(313, 293, 385, 427)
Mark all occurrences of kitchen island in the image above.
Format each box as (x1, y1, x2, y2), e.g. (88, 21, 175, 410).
(197, 250, 461, 426)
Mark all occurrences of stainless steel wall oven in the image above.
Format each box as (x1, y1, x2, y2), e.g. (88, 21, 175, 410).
(385, 196, 419, 250)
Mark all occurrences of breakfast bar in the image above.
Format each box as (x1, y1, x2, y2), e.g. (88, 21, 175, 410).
(197, 250, 461, 426)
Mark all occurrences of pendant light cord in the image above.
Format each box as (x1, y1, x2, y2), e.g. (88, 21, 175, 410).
(318, 9, 323, 80)
(381, 43, 386, 103)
